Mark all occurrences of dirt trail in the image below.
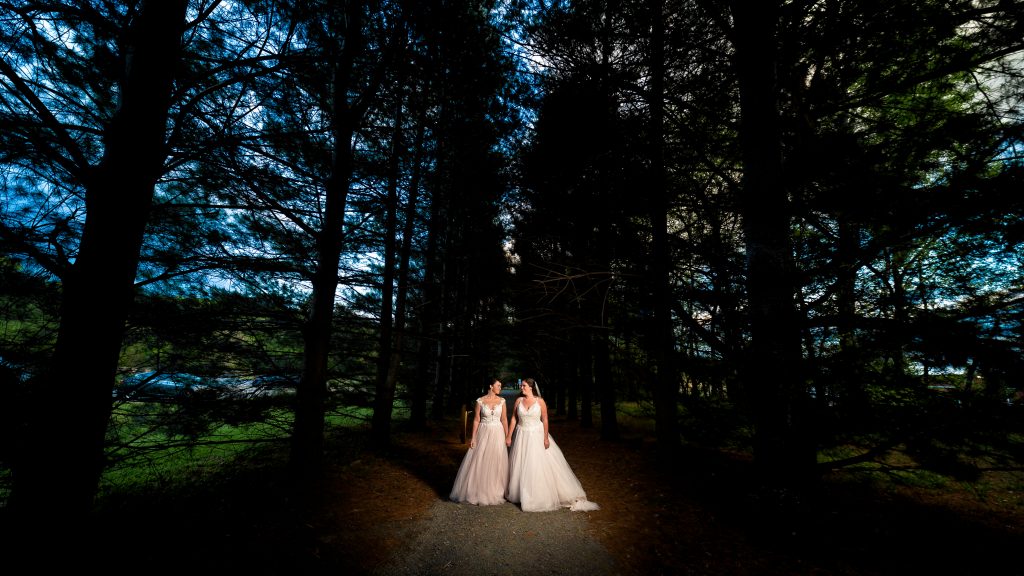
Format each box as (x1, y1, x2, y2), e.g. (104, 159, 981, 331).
(315, 415, 1024, 576)
(318, 416, 623, 575)
(371, 499, 614, 575)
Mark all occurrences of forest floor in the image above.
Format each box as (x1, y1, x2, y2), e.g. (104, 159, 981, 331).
(313, 414, 1024, 575)
(55, 411, 1024, 575)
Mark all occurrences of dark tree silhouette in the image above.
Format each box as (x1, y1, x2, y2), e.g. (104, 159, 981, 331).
(4, 0, 190, 527)
(728, 0, 816, 488)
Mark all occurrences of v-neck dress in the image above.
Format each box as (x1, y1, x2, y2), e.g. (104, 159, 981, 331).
(506, 400, 598, 512)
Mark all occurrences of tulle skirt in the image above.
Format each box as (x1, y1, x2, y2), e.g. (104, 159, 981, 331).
(449, 420, 509, 505)
(506, 424, 599, 512)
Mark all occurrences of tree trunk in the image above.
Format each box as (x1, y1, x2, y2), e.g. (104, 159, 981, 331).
(730, 0, 816, 489)
(594, 321, 618, 439)
(569, 0, 619, 437)
(888, 254, 909, 380)
(649, 0, 679, 446)
(9, 0, 188, 531)
(290, 0, 364, 506)
(415, 224, 442, 422)
(574, 330, 590, 422)
(836, 218, 867, 417)
(577, 327, 593, 422)
(399, 121, 427, 431)
(372, 100, 404, 448)
(416, 142, 444, 423)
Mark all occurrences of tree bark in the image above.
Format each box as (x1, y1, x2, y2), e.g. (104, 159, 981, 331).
(399, 121, 428, 431)
(594, 321, 618, 440)
(581, 327, 598, 426)
(9, 0, 188, 530)
(290, 0, 364, 506)
(372, 98, 406, 448)
(729, 0, 816, 488)
(649, 0, 679, 446)
(574, 330, 590, 422)
(836, 218, 867, 416)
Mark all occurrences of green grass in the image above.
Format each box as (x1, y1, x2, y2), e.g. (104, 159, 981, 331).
(28, 397, 1020, 518)
(613, 401, 656, 435)
(888, 468, 951, 489)
(98, 399, 413, 498)
(101, 406, 293, 496)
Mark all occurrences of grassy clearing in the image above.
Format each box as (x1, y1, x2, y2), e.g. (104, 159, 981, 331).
(97, 399, 413, 500)
(80, 398, 1024, 527)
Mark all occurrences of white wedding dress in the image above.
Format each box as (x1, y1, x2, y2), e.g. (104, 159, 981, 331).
(450, 398, 509, 505)
(506, 400, 599, 512)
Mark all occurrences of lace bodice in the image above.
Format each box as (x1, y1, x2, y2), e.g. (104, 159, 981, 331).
(516, 400, 542, 429)
(478, 397, 503, 424)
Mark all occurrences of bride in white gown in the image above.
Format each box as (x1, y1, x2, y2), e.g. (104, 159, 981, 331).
(450, 378, 510, 505)
(505, 378, 599, 512)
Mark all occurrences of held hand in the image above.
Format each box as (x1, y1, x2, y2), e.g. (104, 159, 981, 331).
(505, 436, 512, 447)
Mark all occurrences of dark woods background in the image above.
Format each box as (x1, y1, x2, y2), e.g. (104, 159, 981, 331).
(1, 0, 1022, 536)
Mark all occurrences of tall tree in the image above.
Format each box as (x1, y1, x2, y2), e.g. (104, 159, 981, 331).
(287, 0, 384, 500)
(648, 0, 676, 446)
(771, 0, 1024, 435)
(403, 0, 516, 426)
(1, 0, 189, 526)
(371, 74, 410, 447)
(509, 0, 640, 435)
(728, 0, 815, 488)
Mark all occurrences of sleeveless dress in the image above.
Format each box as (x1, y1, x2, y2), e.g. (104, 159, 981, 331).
(506, 400, 599, 512)
(449, 398, 509, 505)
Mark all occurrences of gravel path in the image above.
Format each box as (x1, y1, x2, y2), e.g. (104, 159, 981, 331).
(373, 499, 616, 576)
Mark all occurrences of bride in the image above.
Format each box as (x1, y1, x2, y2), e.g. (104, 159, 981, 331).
(505, 378, 599, 512)
(449, 377, 510, 505)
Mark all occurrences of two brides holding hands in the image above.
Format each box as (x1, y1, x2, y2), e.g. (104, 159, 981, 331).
(449, 377, 599, 512)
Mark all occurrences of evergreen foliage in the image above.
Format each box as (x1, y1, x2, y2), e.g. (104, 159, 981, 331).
(0, 0, 1021, 514)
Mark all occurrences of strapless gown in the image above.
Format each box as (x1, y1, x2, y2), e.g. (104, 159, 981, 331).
(450, 398, 509, 505)
(506, 401, 599, 512)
